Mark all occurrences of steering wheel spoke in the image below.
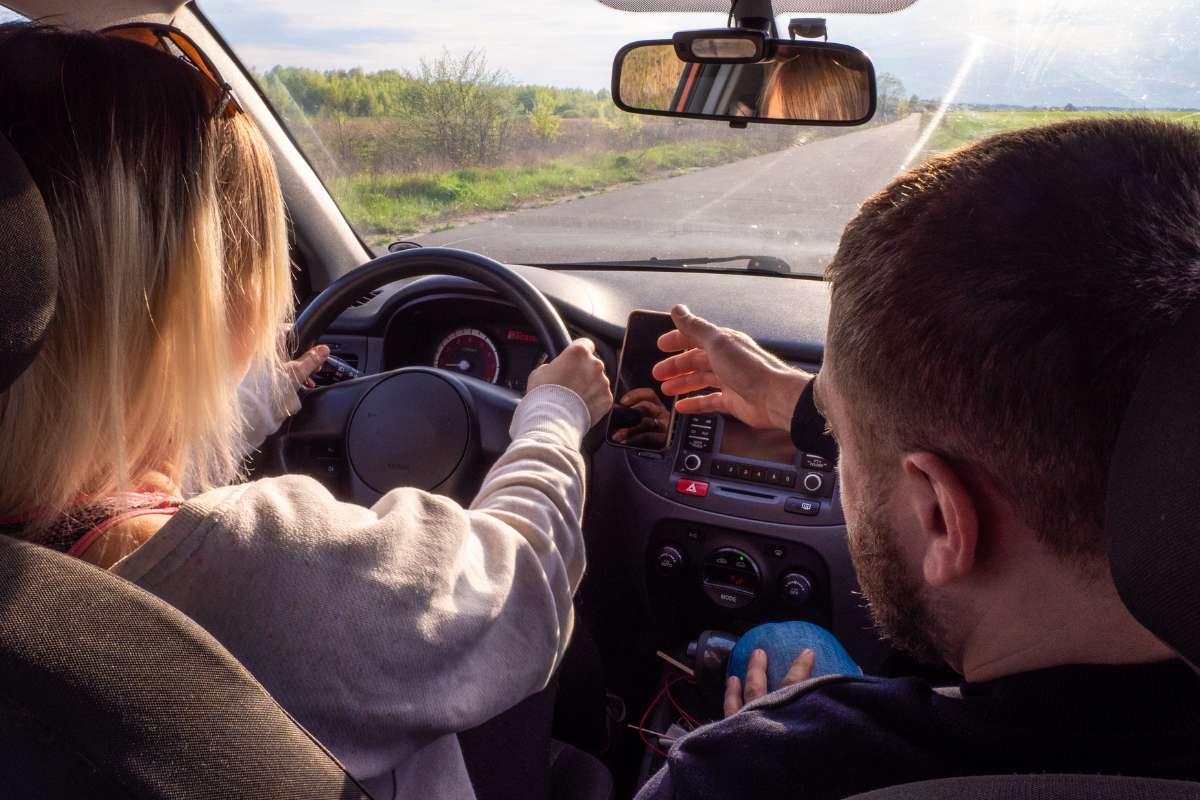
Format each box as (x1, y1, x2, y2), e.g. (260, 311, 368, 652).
(455, 374, 522, 461)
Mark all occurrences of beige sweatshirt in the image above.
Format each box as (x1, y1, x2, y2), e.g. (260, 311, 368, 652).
(112, 383, 591, 800)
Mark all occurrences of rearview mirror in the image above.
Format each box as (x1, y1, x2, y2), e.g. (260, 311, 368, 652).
(612, 37, 875, 126)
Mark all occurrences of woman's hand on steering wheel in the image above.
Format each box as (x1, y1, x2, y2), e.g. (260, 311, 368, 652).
(527, 338, 613, 426)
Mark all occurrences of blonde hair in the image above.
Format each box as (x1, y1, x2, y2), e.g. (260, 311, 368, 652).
(0, 23, 292, 526)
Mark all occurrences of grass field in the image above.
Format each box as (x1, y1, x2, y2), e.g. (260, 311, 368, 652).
(929, 109, 1200, 153)
(335, 137, 785, 246)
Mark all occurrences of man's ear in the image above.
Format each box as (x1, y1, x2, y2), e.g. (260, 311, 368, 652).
(901, 452, 980, 587)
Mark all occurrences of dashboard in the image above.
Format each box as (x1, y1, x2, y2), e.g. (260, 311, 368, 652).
(382, 295, 552, 392)
(305, 264, 893, 674)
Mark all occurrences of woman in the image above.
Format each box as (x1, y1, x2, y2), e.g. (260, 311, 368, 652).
(0, 22, 611, 800)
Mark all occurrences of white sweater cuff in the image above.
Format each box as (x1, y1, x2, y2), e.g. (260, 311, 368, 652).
(510, 384, 592, 448)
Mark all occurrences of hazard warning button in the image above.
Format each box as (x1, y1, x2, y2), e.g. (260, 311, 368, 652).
(675, 479, 710, 497)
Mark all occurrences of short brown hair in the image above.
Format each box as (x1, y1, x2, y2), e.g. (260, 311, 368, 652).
(826, 117, 1200, 560)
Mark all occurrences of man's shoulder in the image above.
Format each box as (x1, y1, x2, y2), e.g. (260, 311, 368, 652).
(641, 674, 949, 800)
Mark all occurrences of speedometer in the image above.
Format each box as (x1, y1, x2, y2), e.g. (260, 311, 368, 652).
(434, 328, 501, 384)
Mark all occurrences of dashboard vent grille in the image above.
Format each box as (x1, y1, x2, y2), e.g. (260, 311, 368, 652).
(349, 289, 382, 308)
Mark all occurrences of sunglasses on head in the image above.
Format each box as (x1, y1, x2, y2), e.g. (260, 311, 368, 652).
(101, 22, 242, 119)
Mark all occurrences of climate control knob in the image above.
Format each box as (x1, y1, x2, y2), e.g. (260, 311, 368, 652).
(780, 571, 814, 605)
(655, 544, 686, 576)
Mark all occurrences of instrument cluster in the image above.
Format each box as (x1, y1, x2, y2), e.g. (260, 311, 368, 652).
(383, 295, 550, 392)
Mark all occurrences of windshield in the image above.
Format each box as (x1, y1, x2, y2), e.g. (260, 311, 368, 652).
(199, 0, 1198, 277)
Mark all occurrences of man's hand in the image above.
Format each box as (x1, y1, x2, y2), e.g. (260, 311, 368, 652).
(652, 305, 811, 431)
(527, 338, 613, 426)
(724, 648, 816, 717)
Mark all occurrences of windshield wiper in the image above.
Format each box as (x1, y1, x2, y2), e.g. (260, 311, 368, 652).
(538, 254, 794, 276)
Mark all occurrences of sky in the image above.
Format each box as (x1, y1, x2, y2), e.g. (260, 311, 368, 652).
(193, 0, 1200, 109)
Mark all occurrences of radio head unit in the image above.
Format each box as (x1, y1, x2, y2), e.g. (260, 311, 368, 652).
(655, 412, 838, 523)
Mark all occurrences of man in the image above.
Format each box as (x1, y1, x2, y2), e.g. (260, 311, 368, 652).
(638, 118, 1200, 799)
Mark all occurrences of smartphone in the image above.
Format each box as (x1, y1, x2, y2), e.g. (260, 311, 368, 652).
(607, 310, 678, 451)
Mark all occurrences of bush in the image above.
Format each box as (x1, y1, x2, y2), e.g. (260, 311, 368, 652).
(408, 50, 516, 167)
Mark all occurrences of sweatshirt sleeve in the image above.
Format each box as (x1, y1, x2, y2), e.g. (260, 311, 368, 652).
(112, 382, 592, 783)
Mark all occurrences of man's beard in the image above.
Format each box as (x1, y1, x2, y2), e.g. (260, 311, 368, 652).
(848, 488, 952, 665)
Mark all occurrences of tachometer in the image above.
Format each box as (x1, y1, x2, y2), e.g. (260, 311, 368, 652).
(434, 328, 501, 384)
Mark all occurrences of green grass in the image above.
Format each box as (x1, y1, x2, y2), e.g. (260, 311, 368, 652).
(332, 138, 780, 246)
(929, 109, 1200, 153)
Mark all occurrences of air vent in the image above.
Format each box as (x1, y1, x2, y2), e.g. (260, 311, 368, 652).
(349, 289, 382, 308)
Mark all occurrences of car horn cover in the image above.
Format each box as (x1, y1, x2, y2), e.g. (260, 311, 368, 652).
(347, 371, 471, 493)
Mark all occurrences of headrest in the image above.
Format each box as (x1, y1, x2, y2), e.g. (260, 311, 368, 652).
(1106, 301, 1200, 667)
(0, 130, 57, 393)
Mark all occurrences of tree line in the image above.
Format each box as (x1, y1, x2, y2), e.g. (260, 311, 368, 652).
(256, 51, 925, 172)
(258, 57, 612, 121)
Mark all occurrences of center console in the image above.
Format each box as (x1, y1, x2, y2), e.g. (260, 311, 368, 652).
(625, 412, 843, 635)
(626, 412, 841, 526)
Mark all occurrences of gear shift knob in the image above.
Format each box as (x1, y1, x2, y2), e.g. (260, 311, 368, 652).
(686, 630, 738, 688)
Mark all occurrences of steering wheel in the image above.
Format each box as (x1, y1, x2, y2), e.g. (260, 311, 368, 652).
(265, 247, 572, 506)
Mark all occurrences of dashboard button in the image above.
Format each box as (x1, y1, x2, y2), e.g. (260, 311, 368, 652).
(703, 582, 755, 609)
(777, 471, 797, 488)
(750, 466, 767, 483)
(803, 453, 832, 471)
(310, 441, 341, 460)
(676, 479, 709, 497)
(801, 472, 833, 497)
(785, 497, 821, 516)
(736, 465, 754, 480)
(682, 453, 702, 472)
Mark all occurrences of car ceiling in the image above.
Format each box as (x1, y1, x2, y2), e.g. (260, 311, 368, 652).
(5, 0, 182, 28)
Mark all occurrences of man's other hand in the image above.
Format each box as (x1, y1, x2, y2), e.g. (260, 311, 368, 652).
(724, 648, 816, 717)
(652, 305, 811, 431)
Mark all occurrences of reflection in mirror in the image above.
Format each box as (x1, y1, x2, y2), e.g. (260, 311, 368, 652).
(690, 36, 760, 60)
(615, 42, 874, 125)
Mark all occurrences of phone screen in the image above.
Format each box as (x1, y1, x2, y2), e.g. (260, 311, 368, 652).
(607, 310, 678, 450)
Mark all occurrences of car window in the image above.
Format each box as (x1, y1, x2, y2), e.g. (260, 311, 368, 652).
(197, 0, 1199, 277)
(0, 7, 26, 22)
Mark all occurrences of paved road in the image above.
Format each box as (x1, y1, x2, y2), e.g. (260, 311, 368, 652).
(422, 115, 924, 275)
